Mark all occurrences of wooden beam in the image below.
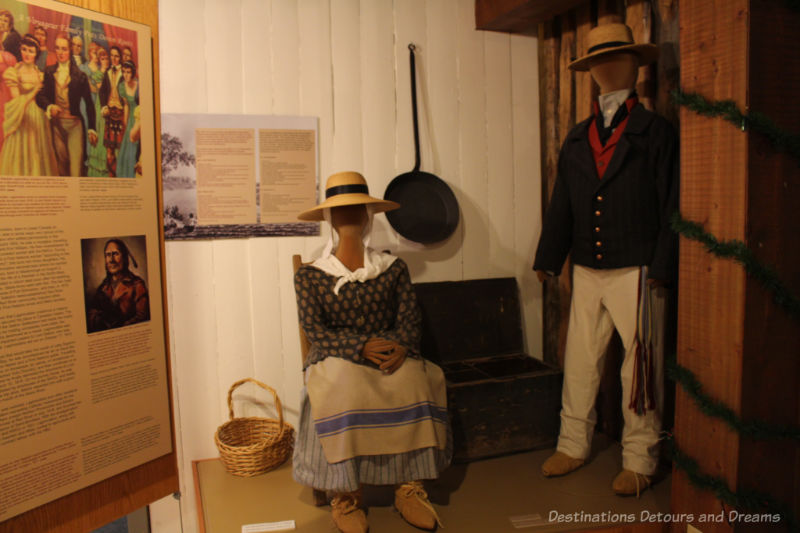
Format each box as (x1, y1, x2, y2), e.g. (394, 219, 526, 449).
(538, 18, 562, 367)
(574, 3, 596, 120)
(475, 0, 587, 34)
(625, 0, 655, 110)
(670, 0, 750, 525)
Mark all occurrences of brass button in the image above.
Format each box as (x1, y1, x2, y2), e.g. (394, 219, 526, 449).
(595, 210, 602, 217)
(594, 226, 601, 233)
(595, 241, 602, 247)
(596, 254, 603, 260)
(596, 195, 604, 202)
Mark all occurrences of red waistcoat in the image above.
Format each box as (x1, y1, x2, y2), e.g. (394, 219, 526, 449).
(588, 95, 639, 179)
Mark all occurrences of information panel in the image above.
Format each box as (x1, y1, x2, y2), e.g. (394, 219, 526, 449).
(0, 0, 171, 521)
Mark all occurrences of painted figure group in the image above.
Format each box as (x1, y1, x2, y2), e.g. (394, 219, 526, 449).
(292, 22, 677, 533)
(0, 10, 140, 178)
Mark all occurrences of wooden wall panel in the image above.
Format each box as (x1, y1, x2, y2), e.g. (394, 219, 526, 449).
(510, 33, 544, 359)
(457, 0, 491, 281)
(330, 0, 364, 172)
(485, 32, 516, 278)
(213, 240, 257, 417)
(359, 0, 397, 250)
(241, 0, 274, 114)
(421, 0, 465, 282)
(205, 0, 244, 113)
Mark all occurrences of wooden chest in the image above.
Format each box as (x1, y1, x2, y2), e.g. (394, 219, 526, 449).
(414, 277, 562, 462)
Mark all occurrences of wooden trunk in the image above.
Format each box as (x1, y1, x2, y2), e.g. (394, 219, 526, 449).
(414, 278, 562, 462)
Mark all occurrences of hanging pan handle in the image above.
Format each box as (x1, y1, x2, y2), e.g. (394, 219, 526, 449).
(409, 43, 421, 173)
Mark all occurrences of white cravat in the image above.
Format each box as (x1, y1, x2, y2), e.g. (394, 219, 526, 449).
(598, 88, 632, 128)
(55, 62, 70, 85)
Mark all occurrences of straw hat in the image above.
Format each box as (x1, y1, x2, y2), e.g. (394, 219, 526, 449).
(568, 23, 659, 72)
(297, 171, 400, 221)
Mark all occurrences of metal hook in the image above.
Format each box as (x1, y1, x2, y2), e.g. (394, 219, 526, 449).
(408, 43, 416, 51)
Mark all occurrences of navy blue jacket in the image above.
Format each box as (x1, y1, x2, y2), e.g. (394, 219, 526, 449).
(533, 104, 679, 282)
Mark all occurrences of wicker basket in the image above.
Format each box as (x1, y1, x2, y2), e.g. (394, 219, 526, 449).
(214, 378, 295, 477)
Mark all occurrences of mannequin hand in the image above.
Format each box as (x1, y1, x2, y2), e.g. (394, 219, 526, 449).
(535, 270, 549, 283)
(363, 338, 407, 374)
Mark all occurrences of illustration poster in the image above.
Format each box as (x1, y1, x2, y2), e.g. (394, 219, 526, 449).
(0, 0, 171, 521)
(161, 113, 319, 239)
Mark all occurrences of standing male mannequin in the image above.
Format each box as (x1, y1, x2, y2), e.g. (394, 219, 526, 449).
(37, 33, 97, 176)
(533, 23, 678, 496)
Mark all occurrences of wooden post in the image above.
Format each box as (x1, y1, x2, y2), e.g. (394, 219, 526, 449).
(625, 0, 655, 110)
(538, 17, 565, 368)
(574, 3, 596, 120)
(654, 0, 680, 124)
(671, 0, 800, 530)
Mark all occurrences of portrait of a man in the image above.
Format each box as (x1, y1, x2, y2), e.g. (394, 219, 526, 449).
(83, 236, 150, 333)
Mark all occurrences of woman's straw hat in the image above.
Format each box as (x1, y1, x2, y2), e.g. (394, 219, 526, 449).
(297, 171, 400, 221)
(568, 23, 659, 72)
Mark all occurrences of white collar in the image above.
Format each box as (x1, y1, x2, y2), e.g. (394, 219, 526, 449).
(598, 88, 632, 128)
(311, 206, 397, 295)
(312, 248, 397, 295)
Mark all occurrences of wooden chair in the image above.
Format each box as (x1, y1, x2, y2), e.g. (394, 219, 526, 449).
(292, 254, 328, 506)
(292, 255, 312, 366)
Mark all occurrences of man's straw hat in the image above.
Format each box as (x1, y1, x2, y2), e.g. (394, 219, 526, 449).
(568, 23, 659, 72)
(297, 171, 400, 221)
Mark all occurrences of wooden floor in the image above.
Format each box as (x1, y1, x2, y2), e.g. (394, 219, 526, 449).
(194, 436, 671, 533)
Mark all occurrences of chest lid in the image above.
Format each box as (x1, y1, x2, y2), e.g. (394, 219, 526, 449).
(413, 277, 523, 364)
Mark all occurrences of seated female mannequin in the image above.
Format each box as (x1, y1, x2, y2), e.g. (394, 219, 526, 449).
(293, 171, 451, 533)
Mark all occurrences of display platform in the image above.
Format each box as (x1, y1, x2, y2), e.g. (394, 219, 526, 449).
(193, 436, 670, 533)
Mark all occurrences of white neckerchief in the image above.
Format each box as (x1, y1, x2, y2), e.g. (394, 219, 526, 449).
(598, 88, 632, 128)
(311, 206, 397, 295)
(56, 61, 70, 85)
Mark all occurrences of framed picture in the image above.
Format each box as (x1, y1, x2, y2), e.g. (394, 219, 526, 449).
(0, 0, 173, 523)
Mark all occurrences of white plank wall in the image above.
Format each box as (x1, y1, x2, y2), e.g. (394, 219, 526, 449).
(154, 1, 542, 531)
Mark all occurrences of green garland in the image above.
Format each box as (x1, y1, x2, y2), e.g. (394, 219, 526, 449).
(666, 357, 800, 440)
(672, 89, 800, 163)
(670, 212, 800, 319)
(667, 436, 799, 532)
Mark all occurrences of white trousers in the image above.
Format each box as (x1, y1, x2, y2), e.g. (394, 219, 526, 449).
(556, 265, 665, 475)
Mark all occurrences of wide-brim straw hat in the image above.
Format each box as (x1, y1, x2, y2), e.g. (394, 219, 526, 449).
(568, 23, 659, 72)
(297, 171, 400, 221)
